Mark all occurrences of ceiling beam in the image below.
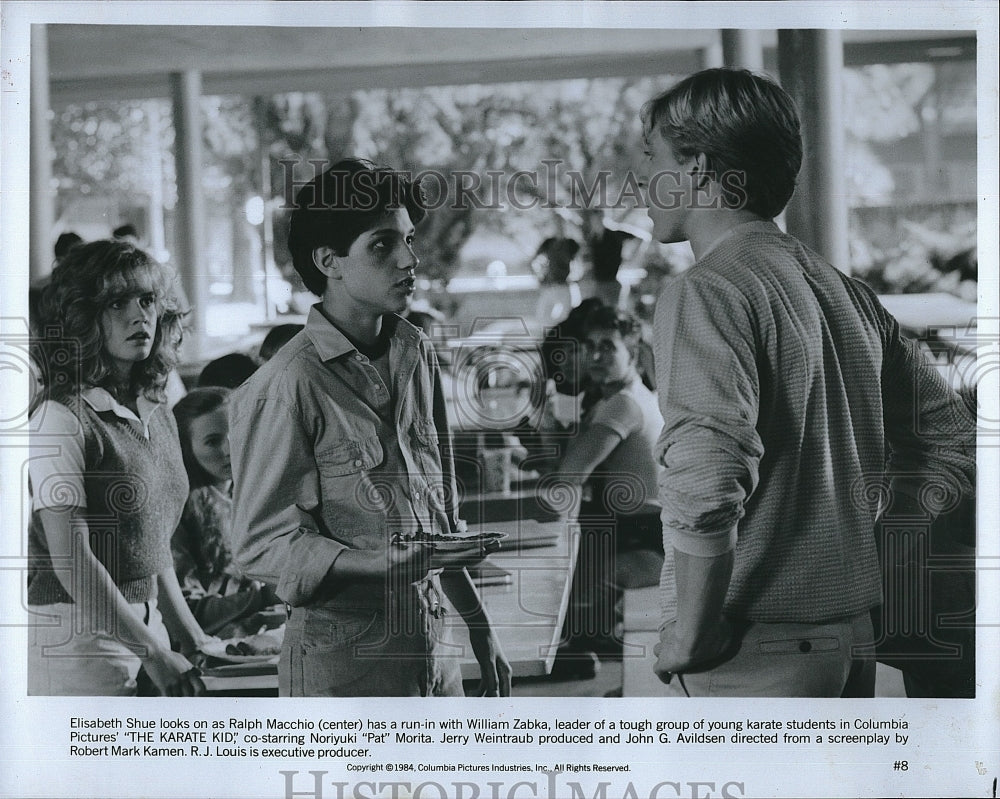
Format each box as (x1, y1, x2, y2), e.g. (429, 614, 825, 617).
(50, 50, 705, 105)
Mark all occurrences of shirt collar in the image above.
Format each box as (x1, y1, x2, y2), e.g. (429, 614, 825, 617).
(700, 219, 782, 260)
(305, 304, 420, 362)
(81, 386, 160, 428)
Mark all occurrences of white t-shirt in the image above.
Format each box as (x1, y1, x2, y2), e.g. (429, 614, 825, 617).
(585, 378, 664, 514)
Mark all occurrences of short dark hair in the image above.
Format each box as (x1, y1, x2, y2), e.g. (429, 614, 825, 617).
(582, 305, 643, 359)
(54, 231, 84, 261)
(539, 299, 609, 395)
(642, 68, 802, 219)
(198, 352, 258, 389)
(113, 223, 139, 240)
(258, 323, 303, 362)
(287, 158, 427, 296)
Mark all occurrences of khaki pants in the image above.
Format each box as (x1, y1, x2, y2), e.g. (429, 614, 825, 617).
(664, 612, 876, 698)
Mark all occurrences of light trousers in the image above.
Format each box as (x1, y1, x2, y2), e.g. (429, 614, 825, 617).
(28, 598, 169, 696)
(664, 612, 876, 697)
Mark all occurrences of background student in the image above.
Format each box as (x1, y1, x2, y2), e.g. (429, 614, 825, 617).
(171, 387, 281, 639)
(540, 305, 664, 673)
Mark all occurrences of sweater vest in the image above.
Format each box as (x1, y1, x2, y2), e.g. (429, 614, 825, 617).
(28, 396, 189, 604)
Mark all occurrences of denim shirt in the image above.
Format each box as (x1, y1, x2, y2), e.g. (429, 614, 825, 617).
(228, 306, 461, 608)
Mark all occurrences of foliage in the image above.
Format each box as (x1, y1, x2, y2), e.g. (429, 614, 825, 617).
(842, 61, 977, 296)
(351, 76, 666, 284)
(49, 58, 976, 303)
(51, 100, 176, 225)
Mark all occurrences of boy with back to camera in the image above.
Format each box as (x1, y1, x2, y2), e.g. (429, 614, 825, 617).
(228, 159, 510, 697)
(640, 68, 976, 696)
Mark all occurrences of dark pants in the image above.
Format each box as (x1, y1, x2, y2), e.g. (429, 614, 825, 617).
(562, 508, 663, 648)
(873, 497, 976, 698)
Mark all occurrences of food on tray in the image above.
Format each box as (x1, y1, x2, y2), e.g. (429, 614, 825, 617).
(390, 530, 507, 551)
(223, 629, 283, 657)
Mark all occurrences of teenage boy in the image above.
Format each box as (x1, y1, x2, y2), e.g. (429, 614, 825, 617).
(228, 159, 510, 697)
(640, 69, 975, 697)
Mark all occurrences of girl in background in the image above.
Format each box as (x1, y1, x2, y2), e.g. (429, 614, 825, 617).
(28, 240, 210, 696)
(171, 388, 280, 639)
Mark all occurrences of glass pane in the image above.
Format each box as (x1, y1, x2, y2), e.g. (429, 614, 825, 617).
(844, 60, 976, 299)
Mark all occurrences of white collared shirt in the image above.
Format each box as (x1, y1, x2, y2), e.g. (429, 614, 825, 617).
(29, 388, 164, 510)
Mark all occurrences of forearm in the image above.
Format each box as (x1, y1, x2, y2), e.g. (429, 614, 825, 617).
(670, 548, 734, 649)
(235, 518, 348, 607)
(655, 546, 737, 680)
(440, 567, 510, 696)
(883, 330, 976, 500)
(41, 509, 168, 660)
(323, 549, 389, 583)
(156, 568, 210, 652)
(440, 569, 491, 628)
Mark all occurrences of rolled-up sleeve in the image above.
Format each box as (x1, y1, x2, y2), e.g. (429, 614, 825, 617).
(653, 274, 765, 557)
(228, 391, 347, 606)
(429, 343, 464, 533)
(590, 393, 640, 440)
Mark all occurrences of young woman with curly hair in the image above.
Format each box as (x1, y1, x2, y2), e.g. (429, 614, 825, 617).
(28, 239, 213, 696)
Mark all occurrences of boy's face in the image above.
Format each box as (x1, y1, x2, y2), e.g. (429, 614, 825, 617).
(639, 130, 696, 245)
(334, 207, 419, 317)
(583, 328, 633, 385)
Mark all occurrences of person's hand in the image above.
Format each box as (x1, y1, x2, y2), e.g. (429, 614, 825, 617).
(257, 582, 282, 608)
(468, 625, 511, 697)
(384, 538, 435, 582)
(193, 629, 223, 649)
(178, 628, 222, 662)
(653, 617, 740, 684)
(142, 646, 206, 697)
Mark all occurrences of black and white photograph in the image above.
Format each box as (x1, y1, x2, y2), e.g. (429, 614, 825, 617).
(1, 1, 997, 797)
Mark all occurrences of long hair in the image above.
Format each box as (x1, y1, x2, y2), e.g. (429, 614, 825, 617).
(172, 387, 231, 489)
(32, 239, 185, 403)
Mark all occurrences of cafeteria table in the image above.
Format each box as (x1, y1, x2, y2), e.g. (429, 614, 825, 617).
(201, 518, 578, 694)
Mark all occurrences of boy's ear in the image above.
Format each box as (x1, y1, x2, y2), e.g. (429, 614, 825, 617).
(312, 246, 340, 280)
(691, 153, 712, 189)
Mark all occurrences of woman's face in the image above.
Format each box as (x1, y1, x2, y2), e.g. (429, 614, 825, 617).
(101, 288, 157, 378)
(189, 407, 232, 483)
